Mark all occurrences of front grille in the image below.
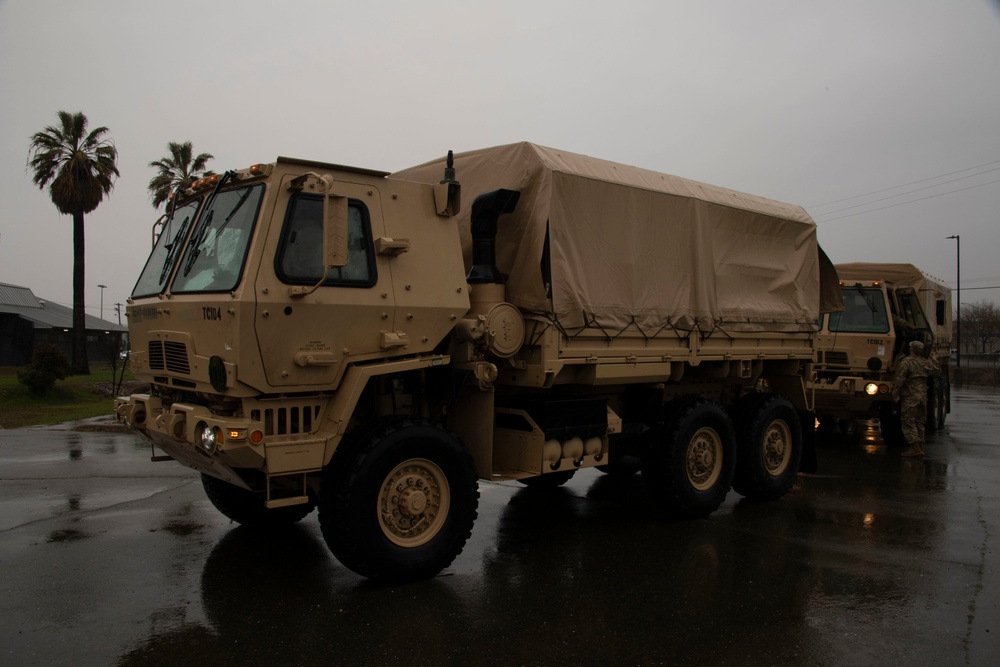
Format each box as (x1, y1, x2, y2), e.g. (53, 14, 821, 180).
(823, 351, 849, 366)
(148, 340, 191, 374)
(251, 404, 321, 436)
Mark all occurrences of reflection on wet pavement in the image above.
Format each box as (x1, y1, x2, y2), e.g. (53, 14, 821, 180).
(1, 388, 998, 664)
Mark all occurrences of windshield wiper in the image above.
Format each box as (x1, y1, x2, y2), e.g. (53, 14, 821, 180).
(856, 286, 880, 321)
(181, 171, 234, 277)
(182, 210, 213, 277)
(159, 215, 191, 283)
(209, 185, 253, 241)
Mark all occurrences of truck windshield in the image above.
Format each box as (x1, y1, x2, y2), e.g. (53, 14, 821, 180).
(131, 198, 203, 298)
(828, 287, 889, 333)
(170, 184, 264, 294)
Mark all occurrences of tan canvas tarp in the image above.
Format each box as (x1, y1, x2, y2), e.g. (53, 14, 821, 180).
(395, 142, 833, 333)
(835, 262, 950, 294)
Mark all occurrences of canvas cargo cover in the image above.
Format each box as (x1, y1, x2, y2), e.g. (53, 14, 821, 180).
(394, 142, 837, 333)
(835, 262, 950, 295)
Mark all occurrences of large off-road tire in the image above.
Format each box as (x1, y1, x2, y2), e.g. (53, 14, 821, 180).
(641, 398, 736, 519)
(319, 417, 479, 582)
(925, 383, 941, 430)
(877, 403, 906, 447)
(201, 473, 316, 527)
(595, 428, 647, 476)
(731, 395, 802, 501)
(927, 380, 948, 430)
(518, 469, 577, 488)
(937, 381, 949, 429)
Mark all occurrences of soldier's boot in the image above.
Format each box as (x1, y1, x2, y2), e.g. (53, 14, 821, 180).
(901, 445, 924, 457)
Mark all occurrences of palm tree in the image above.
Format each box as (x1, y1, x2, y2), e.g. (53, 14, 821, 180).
(28, 111, 119, 375)
(147, 141, 214, 209)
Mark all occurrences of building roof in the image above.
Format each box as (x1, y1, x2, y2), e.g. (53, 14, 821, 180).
(0, 282, 127, 332)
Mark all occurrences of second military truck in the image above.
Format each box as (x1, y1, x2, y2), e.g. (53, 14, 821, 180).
(812, 262, 952, 440)
(117, 142, 838, 581)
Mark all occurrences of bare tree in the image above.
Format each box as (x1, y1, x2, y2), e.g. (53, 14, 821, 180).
(960, 301, 1000, 354)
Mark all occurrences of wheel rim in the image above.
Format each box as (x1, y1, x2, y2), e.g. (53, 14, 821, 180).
(686, 427, 723, 491)
(378, 458, 450, 548)
(763, 419, 793, 476)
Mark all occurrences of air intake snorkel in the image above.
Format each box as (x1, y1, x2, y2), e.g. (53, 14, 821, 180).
(467, 188, 520, 284)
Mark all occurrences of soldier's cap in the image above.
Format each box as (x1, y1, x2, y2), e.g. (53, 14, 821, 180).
(909, 340, 925, 352)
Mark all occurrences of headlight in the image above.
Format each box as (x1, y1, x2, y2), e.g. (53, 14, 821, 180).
(197, 424, 221, 454)
(865, 383, 880, 396)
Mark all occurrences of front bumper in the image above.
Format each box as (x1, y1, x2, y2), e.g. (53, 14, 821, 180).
(811, 375, 893, 420)
(115, 393, 264, 489)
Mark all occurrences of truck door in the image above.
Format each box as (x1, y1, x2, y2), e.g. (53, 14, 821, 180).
(893, 287, 934, 353)
(254, 177, 393, 389)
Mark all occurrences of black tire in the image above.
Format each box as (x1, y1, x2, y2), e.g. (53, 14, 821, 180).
(731, 395, 802, 501)
(938, 382, 949, 428)
(201, 473, 316, 527)
(877, 403, 906, 447)
(925, 382, 941, 430)
(594, 455, 642, 476)
(641, 398, 736, 519)
(596, 427, 647, 476)
(319, 417, 479, 582)
(518, 469, 577, 488)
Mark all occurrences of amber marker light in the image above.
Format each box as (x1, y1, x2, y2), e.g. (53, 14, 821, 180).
(249, 164, 264, 175)
(227, 428, 247, 441)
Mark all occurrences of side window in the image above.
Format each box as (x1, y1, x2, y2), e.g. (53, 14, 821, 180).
(898, 292, 929, 330)
(276, 195, 376, 287)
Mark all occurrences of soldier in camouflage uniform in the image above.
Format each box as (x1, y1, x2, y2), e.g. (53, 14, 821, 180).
(891, 340, 941, 457)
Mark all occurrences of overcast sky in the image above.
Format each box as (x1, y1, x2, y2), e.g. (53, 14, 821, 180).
(2, 0, 999, 323)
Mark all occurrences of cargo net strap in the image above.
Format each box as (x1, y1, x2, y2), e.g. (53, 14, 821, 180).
(523, 310, 814, 345)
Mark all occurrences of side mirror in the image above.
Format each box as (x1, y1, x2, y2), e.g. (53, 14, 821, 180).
(289, 172, 348, 268)
(324, 194, 349, 268)
(433, 181, 461, 217)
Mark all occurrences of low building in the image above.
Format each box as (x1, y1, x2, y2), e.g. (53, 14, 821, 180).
(0, 282, 127, 366)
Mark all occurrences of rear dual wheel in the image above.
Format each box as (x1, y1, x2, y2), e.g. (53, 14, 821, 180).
(731, 395, 802, 501)
(641, 398, 736, 519)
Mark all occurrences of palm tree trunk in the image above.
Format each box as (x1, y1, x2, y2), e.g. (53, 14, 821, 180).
(72, 211, 90, 375)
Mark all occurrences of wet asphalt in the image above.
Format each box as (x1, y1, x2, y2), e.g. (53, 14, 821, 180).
(1, 387, 998, 666)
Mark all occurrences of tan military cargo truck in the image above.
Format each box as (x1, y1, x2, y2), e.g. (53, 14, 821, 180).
(812, 262, 952, 440)
(117, 142, 837, 582)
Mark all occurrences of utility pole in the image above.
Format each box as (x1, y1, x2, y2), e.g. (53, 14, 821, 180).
(98, 284, 108, 322)
(947, 235, 960, 384)
(115, 302, 123, 326)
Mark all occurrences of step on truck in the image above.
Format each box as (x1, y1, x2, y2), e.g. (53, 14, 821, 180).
(117, 142, 839, 582)
(812, 262, 952, 441)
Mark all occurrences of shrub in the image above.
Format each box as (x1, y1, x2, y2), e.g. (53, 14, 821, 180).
(17, 344, 71, 395)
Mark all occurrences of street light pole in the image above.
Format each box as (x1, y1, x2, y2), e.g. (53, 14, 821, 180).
(946, 235, 960, 380)
(98, 284, 107, 322)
